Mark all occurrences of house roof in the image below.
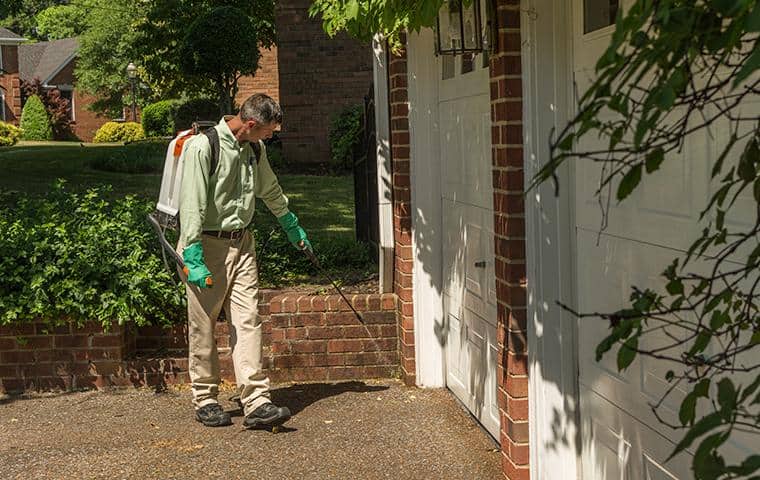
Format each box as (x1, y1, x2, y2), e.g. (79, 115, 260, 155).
(18, 37, 79, 85)
(0, 27, 25, 43)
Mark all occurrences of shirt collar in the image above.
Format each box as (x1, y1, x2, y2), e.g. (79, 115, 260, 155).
(217, 115, 248, 149)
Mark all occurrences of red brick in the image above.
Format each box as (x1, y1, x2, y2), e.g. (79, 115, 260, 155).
(282, 297, 297, 313)
(55, 335, 90, 348)
(290, 341, 327, 354)
(327, 339, 364, 353)
(270, 299, 282, 314)
(306, 326, 342, 340)
(284, 328, 307, 340)
(1, 350, 35, 364)
(504, 375, 529, 398)
(91, 335, 123, 348)
(0, 365, 18, 378)
(290, 313, 323, 327)
(507, 395, 529, 421)
(297, 296, 312, 312)
(310, 353, 345, 367)
(311, 296, 327, 311)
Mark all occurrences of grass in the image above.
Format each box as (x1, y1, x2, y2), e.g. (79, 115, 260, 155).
(0, 141, 355, 240)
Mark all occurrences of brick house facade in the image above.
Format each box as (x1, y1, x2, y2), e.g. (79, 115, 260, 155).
(0, 28, 24, 124)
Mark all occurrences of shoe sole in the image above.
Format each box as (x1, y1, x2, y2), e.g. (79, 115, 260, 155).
(195, 415, 233, 427)
(243, 406, 291, 430)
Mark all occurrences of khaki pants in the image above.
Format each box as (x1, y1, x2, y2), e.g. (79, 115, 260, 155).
(177, 230, 270, 416)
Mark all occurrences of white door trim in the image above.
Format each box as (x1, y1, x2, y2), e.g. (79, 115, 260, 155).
(523, 0, 581, 478)
(407, 29, 445, 387)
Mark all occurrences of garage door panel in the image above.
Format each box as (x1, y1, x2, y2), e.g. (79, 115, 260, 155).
(438, 42, 498, 440)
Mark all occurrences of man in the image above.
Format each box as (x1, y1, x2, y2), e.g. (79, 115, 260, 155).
(177, 93, 310, 429)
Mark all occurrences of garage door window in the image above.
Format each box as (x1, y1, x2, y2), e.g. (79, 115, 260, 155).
(584, 0, 619, 33)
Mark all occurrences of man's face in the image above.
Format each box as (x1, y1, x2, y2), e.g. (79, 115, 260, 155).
(241, 119, 280, 143)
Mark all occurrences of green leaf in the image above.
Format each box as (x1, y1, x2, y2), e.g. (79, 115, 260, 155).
(747, 1, 760, 31)
(617, 164, 643, 201)
(689, 332, 711, 355)
(557, 134, 574, 151)
(668, 412, 723, 460)
(734, 40, 760, 87)
(709, 310, 729, 330)
(717, 378, 736, 414)
(617, 336, 638, 370)
(680, 392, 698, 425)
(693, 432, 727, 480)
(666, 278, 684, 295)
(645, 147, 665, 173)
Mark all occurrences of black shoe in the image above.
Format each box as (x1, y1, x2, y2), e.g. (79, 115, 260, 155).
(243, 402, 291, 430)
(195, 403, 232, 427)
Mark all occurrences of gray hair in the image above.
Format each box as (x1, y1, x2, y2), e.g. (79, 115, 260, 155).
(239, 93, 283, 125)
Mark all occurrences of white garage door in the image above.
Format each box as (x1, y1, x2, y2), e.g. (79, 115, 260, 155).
(439, 50, 500, 440)
(571, 1, 759, 479)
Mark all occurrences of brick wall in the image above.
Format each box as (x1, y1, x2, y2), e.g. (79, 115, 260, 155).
(0, 291, 399, 394)
(0, 322, 133, 392)
(236, 45, 280, 104)
(0, 45, 22, 124)
(268, 292, 398, 382)
(490, 2, 529, 479)
(387, 35, 415, 387)
(275, 0, 373, 165)
(48, 59, 111, 142)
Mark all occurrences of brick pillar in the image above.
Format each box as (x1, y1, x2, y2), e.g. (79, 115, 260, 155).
(490, 2, 529, 479)
(388, 34, 415, 386)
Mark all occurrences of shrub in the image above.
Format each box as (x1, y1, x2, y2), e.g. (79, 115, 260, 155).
(141, 100, 178, 137)
(173, 97, 221, 131)
(89, 139, 169, 174)
(21, 78, 75, 140)
(0, 122, 22, 147)
(93, 121, 146, 143)
(0, 182, 184, 328)
(328, 104, 363, 173)
(20, 95, 53, 141)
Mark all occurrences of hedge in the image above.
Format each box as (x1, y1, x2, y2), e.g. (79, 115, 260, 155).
(0, 121, 22, 146)
(93, 121, 145, 143)
(141, 100, 178, 137)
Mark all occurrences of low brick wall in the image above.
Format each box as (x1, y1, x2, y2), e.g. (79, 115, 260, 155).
(0, 291, 399, 393)
(0, 322, 133, 392)
(267, 292, 398, 382)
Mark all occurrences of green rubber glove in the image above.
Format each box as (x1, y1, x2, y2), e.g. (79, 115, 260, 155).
(277, 212, 312, 252)
(182, 242, 213, 288)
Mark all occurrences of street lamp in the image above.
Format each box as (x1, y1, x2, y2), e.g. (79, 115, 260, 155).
(126, 62, 137, 122)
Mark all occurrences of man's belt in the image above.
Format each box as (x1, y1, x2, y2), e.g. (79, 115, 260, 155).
(202, 229, 246, 240)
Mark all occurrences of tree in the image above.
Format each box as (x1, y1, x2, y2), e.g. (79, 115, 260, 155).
(20, 94, 53, 141)
(74, 0, 142, 117)
(309, 0, 447, 52)
(133, 0, 276, 102)
(178, 6, 260, 114)
(311, 1, 760, 479)
(0, 0, 66, 40)
(35, 3, 88, 40)
(21, 78, 74, 140)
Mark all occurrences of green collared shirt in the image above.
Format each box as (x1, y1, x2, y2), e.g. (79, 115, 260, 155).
(179, 116, 290, 246)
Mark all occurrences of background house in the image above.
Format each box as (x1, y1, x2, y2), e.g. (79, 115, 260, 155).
(0, 27, 24, 124)
(19, 37, 105, 141)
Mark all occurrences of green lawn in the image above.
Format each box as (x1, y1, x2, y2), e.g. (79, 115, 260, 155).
(0, 141, 355, 240)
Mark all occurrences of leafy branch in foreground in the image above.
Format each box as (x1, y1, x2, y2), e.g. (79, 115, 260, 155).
(534, 1, 760, 479)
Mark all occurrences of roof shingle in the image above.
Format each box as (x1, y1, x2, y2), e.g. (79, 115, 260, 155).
(18, 38, 79, 84)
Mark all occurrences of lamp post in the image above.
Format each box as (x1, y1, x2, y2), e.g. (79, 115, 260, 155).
(126, 62, 137, 122)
